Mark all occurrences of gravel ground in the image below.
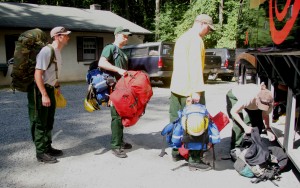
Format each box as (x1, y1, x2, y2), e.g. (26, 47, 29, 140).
(0, 80, 299, 188)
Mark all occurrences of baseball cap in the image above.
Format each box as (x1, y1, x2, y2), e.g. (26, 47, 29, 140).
(195, 14, 215, 31)
(256, 89, 273, 111)
(114, 26, 132, 36)
(50, 26, 71, 38)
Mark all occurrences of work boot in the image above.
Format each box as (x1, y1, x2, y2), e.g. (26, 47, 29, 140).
(171, 149, 185, 162)
(37, 153, 58, 164)
(112, 148, 128, 158)
(188, 161, 212, 171)
(46, 146, 63, 157)
(172, 153, 185, 162)
(121, 142, 132, 150)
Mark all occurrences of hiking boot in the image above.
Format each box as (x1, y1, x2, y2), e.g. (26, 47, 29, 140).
(188, 161, 212, 171)
(37, 153, 58, 164)
(46, 147, 63, 157)
(112, 149, 128, 158)
(121, 142, 132, 150)
(172, 154, 185, 162)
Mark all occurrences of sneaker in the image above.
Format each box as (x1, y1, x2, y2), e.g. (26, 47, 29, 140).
(172, 154, 185, 162)
(121, 142, 132, 150)
(188, 161, 212, 171)
(37, 153, 58, 164)
(112, 149, 128, 158)
(46, 147, 63, 157)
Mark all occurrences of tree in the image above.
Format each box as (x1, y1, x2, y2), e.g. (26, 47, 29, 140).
(215, 0, 239, 48)
(155, 0, 160, 41)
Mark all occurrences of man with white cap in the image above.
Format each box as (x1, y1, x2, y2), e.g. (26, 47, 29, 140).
(98, 26, 132, 158)
(169, 14, 215, 171)
(29, 26, 71, 163)
(226, 82, 275, 151)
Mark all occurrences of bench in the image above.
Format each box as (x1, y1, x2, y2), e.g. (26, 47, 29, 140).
(0, 63, 8, 76)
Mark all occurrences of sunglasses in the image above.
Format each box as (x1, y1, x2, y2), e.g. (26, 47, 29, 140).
(259, 98, 272, 106)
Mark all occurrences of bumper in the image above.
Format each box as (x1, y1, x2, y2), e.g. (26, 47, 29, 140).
(148, 71, 172, 78)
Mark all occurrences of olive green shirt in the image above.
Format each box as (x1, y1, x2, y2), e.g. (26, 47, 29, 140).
(101, 44, 128, 80)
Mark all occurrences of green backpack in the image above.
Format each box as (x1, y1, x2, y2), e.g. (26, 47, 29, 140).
(11, 28, 54, 92)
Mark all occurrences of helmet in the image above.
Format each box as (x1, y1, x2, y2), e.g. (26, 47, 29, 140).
(181, 113, 208, 136)
(84, 98, 100, 112)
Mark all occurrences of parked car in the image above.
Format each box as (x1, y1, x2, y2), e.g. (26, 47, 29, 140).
(205, 48, 235, 81)
(203, 52, 222, 82)
(122, 41, 174, 86)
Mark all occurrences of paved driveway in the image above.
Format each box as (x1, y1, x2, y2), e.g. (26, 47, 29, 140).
(0, 81, 299, 188)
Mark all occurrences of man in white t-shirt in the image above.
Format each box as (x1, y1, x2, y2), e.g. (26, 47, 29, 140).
(28, 26, 71, 164)
(226, 82, 275, 149)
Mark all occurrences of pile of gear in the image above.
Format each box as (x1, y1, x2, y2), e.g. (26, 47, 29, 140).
(84, 63, 153, 127)
(160, 103, 221, 169)
(84, 61, 115, 112)
(231, 127, 288, 186)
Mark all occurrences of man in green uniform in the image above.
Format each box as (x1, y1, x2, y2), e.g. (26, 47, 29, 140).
(98, 26, 132, 158)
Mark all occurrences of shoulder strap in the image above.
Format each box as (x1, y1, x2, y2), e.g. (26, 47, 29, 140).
(113, 44, 119, 60)
(46, 44, 58, 79)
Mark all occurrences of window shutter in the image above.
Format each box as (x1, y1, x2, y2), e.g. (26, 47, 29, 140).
(77, 37, 83, 61)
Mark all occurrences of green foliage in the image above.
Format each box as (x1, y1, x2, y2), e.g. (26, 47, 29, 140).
(215, 0, 239, 48)
(156, 2, 189, 42)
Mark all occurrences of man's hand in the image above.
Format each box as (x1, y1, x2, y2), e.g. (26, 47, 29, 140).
(191, 92, 200, 103)
(244, 126, 252, 134)
(117, 68, 127, 76)
(42, 95, 51, 107)
(267, 129, 276, 141)
(186, 97, 192, 105)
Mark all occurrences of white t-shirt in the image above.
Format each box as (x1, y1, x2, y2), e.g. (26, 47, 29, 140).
(36, 46, 62, 86)
(231, 84, 261, 110)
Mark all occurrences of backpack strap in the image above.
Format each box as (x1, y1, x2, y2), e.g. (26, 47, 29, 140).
(46, 44, 58, 79)
(113, 44, 119, 60)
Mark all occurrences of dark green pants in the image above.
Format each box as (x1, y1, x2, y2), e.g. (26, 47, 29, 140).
(169, 92, 205, 163)
(28, 84, 56, 154)
(110, 105, 124, 149)
(226, 89, 264, 149)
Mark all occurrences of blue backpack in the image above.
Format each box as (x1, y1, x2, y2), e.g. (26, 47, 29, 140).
(86, 68, 110, 104)
(161, 118, 183, 149)
(160, 104, 220, 156)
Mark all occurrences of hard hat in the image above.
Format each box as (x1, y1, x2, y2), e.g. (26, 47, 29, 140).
(89, 98, 100, 110)
(84, 98, 100, 112)
(181, 113, 208, 136)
